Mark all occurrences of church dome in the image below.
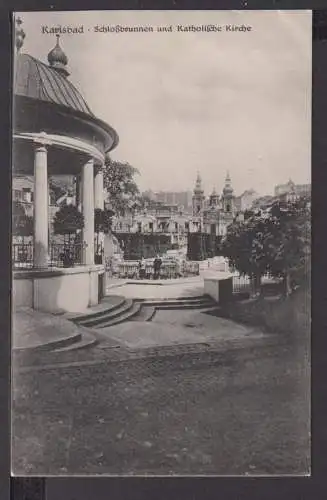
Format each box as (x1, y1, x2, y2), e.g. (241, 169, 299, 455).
(47, 35, 69, 77)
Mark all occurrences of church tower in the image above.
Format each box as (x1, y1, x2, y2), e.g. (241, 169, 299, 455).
(209, 187, 220, 208)
(222, 171, 234, 214)
(192, 172, 205, 216)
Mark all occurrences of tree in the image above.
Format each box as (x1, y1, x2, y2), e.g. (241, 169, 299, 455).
(103, 155, 140, 216)
(265, 197, 311, 295)
(221, 215, 270, 295)
(221, 196, 311, 297)
(53, 205, 84, 244)
(94, 207, 115, 234)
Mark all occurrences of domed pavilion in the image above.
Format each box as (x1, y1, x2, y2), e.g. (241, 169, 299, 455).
(13, 19, 119, 313)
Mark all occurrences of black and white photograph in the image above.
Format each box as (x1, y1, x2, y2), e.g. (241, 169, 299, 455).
(12, 10, 311, 476)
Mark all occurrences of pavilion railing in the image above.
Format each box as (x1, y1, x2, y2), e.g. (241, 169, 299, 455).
(48, 242, 86, 268)
(12, 242, 88, 269)
(12, 242, 34, 269)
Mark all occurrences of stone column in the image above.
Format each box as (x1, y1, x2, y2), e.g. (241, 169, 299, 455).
(33, 144, 49, 268)
(94, 164, 105, 262)
(82, 158, 94, 265)
(75, 174, 82, 211)
(94, 165, 104, 210)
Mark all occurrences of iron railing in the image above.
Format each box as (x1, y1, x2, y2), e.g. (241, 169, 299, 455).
(107, 260, 200, 280)
(12, 242, 34, 269)
(12, 242, 88, 269)
(49, 242, 86, 267)
(232, 273, 284, 296)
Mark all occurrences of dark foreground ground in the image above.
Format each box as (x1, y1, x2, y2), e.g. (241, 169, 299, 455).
(12, 331, 310, 476)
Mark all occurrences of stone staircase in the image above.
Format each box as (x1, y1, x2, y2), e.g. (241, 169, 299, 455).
(15, 295, 219, 362)
(69, 294, 218, 331)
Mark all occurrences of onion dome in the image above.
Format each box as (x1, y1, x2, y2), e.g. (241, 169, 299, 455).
(47, 35, 70, 77)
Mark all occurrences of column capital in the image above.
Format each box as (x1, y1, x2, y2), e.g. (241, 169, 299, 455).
(94, 163, 104, 174)
(33, 132, 52, 148)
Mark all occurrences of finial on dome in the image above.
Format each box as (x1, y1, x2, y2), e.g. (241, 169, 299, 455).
(15, 16, 26, 53)
(47, 34, 70, 77)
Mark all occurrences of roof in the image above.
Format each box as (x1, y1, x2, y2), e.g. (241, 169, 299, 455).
(14, 53, 94, 117)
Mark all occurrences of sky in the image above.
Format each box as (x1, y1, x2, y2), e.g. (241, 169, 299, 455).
(16, 10, 312, 196)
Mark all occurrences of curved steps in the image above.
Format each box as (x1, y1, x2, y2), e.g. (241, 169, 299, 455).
(72, 299, 135, 328)
(68, 295, 218, 332)
(131, 306, 156, 322)
(52, 329, 98, 353)
(96, 301, 142, 328)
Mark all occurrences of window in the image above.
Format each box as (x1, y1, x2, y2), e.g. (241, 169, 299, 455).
(14, 190, 22, 201)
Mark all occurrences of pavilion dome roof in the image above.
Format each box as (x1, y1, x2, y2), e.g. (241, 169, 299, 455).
(14, 53, 94, 117)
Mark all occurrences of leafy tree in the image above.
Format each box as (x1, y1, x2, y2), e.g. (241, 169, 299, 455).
(265, 197, 311, 295)
(221, 215, 270, 295)
(103, 155, 140, 216)
(222, 196, 310, 297)
(48, 176, 68, 204)
(94, 208, 115, 236)
(53, 205, 84, 244)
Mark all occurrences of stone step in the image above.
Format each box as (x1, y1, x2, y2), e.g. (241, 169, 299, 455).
(13, 330, 82, 356)
(155, 301, 216, 311)
(137, 295, 206, 304)
(52, 329, 98, 353)
(96, 301, 142, 329)
(131, 306, 156, 322)
(75, 299, 134, 328)
(67, 295, 126, 323)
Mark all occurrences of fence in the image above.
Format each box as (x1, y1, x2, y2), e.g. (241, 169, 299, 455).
(12, 242, 87, 269)
(48, 243, 86, 267)
(232, 273, 284, 297)
(107, 259, 200, 280)
(12, 242, 34, 269)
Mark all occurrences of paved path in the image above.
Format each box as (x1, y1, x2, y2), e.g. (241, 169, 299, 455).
(12, 330, 310, 475)
(106, 277, 204, 299)
(12, 305, 310, 475)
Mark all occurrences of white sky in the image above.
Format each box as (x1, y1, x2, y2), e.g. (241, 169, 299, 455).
(16, 10, 312, 196)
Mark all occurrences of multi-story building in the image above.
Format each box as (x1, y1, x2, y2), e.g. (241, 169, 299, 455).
(234, 188, 259, 212)
(274, 179, 311, 198)
(143, 190, 193, 211)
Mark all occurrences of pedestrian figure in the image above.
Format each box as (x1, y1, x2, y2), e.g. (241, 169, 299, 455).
(139, 256, 146, 280)
(60, 247, 73, 268)
(153, 254, 162, 280)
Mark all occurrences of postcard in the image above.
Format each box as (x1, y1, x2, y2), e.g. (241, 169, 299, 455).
(12, 9, 311, 476)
